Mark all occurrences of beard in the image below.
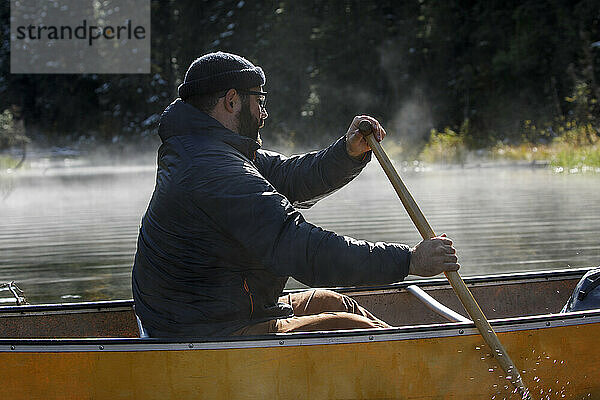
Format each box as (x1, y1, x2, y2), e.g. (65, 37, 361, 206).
(237, 97, 262, 145)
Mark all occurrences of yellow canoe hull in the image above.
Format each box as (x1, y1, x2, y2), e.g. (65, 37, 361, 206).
(2, 315, 599, 399)
(1, 268, 599, 399)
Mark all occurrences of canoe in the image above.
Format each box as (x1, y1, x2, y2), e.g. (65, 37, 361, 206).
(0, 267, 599, 399)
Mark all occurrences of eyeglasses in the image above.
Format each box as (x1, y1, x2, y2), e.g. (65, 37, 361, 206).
(237, 89, 267, 109)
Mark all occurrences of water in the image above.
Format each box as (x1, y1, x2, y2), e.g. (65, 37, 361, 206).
(1, 162, 599, 304)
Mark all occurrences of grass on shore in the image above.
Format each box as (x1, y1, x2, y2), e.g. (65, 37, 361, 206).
(420, 121, 600, 172)
(0, 155, 20, 170)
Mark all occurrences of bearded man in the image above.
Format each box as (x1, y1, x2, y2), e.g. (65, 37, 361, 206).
(132, 52, 459, 337)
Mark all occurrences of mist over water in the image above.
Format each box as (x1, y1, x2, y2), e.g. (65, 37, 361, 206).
(1, 159, 599, 304)
(306, 164, 600, 272)
(0, 165, 155, 304)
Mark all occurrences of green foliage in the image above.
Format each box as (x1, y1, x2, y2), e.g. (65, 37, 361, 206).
(0, 155, 18, 169)
(564, 81, 598, 128)
(421, 114, 600, 171)
(0, 109, 29, 150)
(489, 119, 600, 171)
(551, 145, 600, 172)
(490, 142, 551, 162)
(420, 125, 467, 165)
(550, 121, 600, 171)
(0, 0, 598, 149)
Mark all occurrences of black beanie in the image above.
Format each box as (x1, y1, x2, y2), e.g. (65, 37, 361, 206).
(178, 52, 265, 100)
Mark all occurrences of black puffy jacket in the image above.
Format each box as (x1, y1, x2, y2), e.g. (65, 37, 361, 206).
(132, 99, 411, 337)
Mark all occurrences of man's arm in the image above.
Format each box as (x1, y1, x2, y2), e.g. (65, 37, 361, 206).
(189, 152, 410, 288)
(254, 136, 368, 208)
(253, 116, 386, 208)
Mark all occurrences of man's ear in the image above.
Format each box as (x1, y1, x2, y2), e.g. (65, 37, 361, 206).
(224, 89, 237, 113)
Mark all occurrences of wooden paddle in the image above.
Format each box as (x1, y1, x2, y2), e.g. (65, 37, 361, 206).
(358, 120, 531, 399)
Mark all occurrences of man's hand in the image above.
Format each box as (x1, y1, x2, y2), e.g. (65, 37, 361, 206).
(409, 234, 460, 277)
(345, 115, 387, 159)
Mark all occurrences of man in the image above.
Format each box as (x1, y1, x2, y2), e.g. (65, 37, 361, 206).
(132, 51, 459, 337)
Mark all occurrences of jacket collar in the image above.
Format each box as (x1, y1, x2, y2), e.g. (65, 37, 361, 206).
(158, 98, 261, 160)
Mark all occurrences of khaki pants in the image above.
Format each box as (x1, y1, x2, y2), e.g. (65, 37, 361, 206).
(233, 289, 390, 335)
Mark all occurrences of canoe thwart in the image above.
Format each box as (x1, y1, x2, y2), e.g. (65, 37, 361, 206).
(406, 285, 471, 323)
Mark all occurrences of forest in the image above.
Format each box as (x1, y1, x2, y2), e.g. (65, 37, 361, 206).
(1, 0, 598, 160)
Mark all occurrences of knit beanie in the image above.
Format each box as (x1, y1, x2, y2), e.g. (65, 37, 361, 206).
(178, 52, 265, 100)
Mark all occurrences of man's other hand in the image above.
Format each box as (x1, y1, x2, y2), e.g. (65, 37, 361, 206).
(345, 115, 386, 159)
(409, 234, 460, 277)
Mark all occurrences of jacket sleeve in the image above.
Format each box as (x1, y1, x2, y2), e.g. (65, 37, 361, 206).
(189, 150, 410, 288)
(253, 136, 371, 209)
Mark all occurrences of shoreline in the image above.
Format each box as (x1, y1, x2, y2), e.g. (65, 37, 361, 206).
(2, 139, 599, 177)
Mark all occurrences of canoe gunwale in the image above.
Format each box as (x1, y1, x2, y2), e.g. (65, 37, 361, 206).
(331, 266, 594, 296)
(0, 266, 592, 316)
(1, 308, 598, 353)
(0, 299, 132, 316)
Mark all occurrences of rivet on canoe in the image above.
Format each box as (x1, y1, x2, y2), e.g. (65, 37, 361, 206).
(99, 345, 104, 350)
(10, 345, 15, 350)
(368, 335, 374, 340)
(188, 343, 194, 348)
(459, 329, 464, 334)
(546, 322, 551, 327)
(279, 340, 284, 345)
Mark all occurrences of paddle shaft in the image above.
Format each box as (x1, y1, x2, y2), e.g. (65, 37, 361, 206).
(358, 121, 531, 399)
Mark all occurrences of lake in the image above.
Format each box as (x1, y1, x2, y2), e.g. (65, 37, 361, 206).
(1, 160, 599, 304)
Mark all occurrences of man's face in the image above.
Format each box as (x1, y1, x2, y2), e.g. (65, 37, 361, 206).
(237, 86, 267, 142)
